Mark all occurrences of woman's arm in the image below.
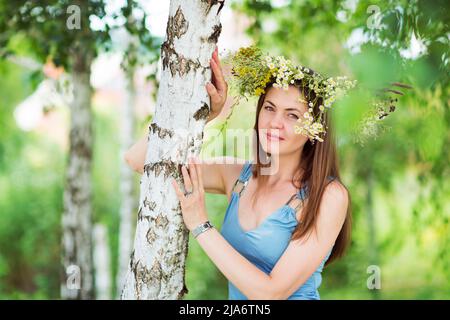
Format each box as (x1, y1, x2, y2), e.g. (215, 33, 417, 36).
(123, 106, 221, 175)
(197, 183, 348, 299)
(173, 159, 349, 300)
(123, 132, 233, 194)
(124, 135, 243, 195)
(195, 228, 273, 299)
(123, 134, 147, 174)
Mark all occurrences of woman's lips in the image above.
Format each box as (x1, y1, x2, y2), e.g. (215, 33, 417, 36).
(266, 132, 284, 142)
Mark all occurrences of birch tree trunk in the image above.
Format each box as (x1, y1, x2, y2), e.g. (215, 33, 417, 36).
(116, 65, 137, 298)
(61, 51, 95, 300)
(93, 223, 112, 299)
(121, 0, 224, 300)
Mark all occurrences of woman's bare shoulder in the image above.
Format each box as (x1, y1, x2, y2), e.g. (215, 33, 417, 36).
(201, 156, 248, 196)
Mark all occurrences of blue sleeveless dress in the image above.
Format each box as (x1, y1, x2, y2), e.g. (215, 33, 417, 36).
(220, 160, 334, 300)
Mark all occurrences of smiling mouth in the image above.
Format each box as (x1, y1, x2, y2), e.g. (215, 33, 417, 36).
(266, 133, 284, 141)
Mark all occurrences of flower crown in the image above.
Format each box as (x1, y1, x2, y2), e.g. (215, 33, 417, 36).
(223, 46, 357, 142)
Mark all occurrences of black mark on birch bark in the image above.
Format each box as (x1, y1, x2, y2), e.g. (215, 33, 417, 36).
(193, 102, 210, 121)
(146, 227, 157, 244)
(154, 214, 169, 229)
(69, 127, 92, 158)
(177, 283, 189, 299)
(137, 206, 143, 221)
(149, 123, 175, 139)
(208, 23, 222, 43)
(138, 197, 157, 222)
(169, 55, 202, 77)
(144, 160, 180, 180)
(133, 259, 161, 298)
(129, 249, 135, 270)
(202, 0, 225, 15)
(172, 6, 189, 38)
(161, 6, 204, 78)
(178, 229, 190, 299)
(165, 251, 182, 267)
(143, 196, 157, 211)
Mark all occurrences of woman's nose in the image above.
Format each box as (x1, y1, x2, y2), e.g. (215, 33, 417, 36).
(269, 113, 284, 129)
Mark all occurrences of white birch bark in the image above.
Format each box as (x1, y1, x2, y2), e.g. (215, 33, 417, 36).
(61, 53, 94, 300)
(116, 65, 137, 298)
(121, 0, 224, 300)
(93, 223, 112, 300)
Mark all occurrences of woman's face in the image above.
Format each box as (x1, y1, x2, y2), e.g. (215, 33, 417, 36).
(258, 85, 309, 156)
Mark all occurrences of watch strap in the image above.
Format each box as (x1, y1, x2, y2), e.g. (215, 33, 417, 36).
(191, 221, 214, 238)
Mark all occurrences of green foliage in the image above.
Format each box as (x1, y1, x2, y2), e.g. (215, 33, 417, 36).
(0, 63, 131, 298)
(0, 0, 109, 69)
(0, 60, 64, 298)
(0, 0, 161, 72)
(0, 141, 63, 298)
(0, 0, 448, 299)
(233, 0, 450, 299)
(0, 61, 29, 169)
(0, 0, 163, 299)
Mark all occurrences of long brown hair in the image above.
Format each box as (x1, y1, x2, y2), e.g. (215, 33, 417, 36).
(250, 79, 352, 267)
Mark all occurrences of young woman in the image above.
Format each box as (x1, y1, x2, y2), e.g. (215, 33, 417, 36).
(124, 47, 351, 300)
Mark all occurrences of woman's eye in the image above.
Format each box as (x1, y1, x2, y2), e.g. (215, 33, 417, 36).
(288, 113, 299, 120)
(264, 106, 274, 111)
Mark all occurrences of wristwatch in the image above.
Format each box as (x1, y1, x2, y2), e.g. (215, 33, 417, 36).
(191, 221, 214, 238)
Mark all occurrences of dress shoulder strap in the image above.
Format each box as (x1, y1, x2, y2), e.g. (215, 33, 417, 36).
(231, 160, 253, 196)
(285, 185, 308, 212)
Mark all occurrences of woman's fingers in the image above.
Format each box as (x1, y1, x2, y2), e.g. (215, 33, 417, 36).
(171, 178, 185, 201)
(206, 82, 221, 104)
(206, 47, 227, 117)
(211, 48, 220, 85)
(188, 158, 199, 192)
(181, 165, 193, 193)
(210, 58, 227, 94)
(213, 47, 220, 66)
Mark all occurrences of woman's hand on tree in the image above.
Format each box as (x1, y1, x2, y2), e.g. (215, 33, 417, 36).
(206, 47, 228, 122)
(171, 157, 209, 232)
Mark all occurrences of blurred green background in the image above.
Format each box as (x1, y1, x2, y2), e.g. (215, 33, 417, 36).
(0, 0, 449, 299)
